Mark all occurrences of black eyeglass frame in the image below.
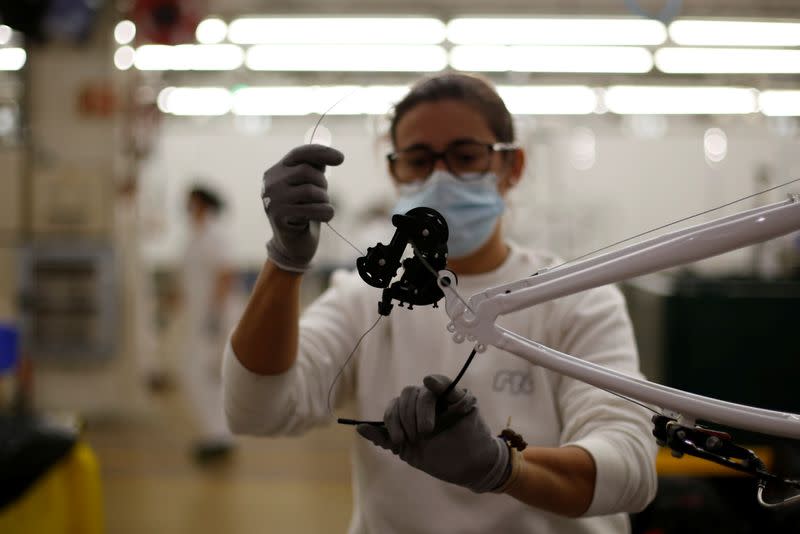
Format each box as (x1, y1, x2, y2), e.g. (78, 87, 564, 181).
(386, 140, 519, 183)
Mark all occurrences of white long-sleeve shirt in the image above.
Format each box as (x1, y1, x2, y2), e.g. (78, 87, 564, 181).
(223, 244, 658, 534)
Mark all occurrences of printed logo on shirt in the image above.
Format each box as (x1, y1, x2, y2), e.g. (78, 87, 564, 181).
(492, 368, 534, 395)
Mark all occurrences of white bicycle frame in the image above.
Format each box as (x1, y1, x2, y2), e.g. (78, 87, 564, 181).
(439, 193, 800, 439)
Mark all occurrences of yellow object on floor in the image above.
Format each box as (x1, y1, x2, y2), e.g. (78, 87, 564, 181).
(0, 441, 103, 534)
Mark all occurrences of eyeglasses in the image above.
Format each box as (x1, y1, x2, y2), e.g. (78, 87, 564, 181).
(387, 140, 518, 184)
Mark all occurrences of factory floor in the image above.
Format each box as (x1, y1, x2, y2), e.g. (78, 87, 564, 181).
(82, 386, 354, 534)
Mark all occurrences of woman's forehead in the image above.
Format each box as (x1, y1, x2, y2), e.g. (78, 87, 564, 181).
(394, 100, 495, 149)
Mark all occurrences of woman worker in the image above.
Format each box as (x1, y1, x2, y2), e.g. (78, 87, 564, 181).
(223, 72, 658, 533)
(183, 185, 237, 463)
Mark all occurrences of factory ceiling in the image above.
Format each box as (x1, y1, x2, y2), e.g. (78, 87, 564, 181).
(206, 0, 800, 18)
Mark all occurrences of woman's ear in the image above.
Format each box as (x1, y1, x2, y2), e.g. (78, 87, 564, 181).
(386, 159, 399, 189)
(500, 149, 526, 193)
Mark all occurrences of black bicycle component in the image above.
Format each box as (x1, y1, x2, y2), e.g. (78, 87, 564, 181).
(652, 415, 765, 474)
(652, 414, 800, 505)
(357, 207, 449, 316)
(342, 207, 453, 427)
(338, 346, 478, 429)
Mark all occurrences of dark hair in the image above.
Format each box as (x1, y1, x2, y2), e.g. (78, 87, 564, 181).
(389, 72, 515, 146)
(188, 185, 224, 214)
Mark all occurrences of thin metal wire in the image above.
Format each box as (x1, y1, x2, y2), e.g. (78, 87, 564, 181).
(339, 344, 481, 427)
(410, 242, 475, 314)
(600, 388, 663, 416)
(758, 484, 800, 508)
(309, 88, 360, 143)
(308, 89, 366, 261)
(325, 222, 365, 256)
(549, 176, 800, 273)
(327, 315, 383, 417)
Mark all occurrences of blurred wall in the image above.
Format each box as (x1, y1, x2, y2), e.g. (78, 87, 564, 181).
(18, 39, 150, 416)
(138, 112, 800, 276)
(0, 149, 21, 319)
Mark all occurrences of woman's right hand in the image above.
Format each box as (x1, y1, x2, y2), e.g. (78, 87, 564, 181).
(261, 144, 344, 273)
(357, 374, 512, 494)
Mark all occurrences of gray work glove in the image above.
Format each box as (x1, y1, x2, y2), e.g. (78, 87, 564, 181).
(261, 144, 344, 272)
(357, 374, 511, 493)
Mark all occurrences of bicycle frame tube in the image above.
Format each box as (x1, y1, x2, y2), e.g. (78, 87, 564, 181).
(440, 195, 800, 438)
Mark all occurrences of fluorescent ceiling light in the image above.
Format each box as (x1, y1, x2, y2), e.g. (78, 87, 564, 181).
(134, 45, 173, 69)
(0, 25, 12, 45)
(669, 19, 800, 47)
(196, 18, 228, 44)
(233, 85, 409, 116)
(605, 86, 758, 114)
(134, 44, 244, 70)
(246, 45, 446, 72)
(233, 86, 356, 116)
(448, 18, 666, 45)
(450, 45, 653, 73)
(228, 17, 445, 44)
(114, 20, 136, 45)
(449, 46, 510, 71)
(234, 85, 596, 116)
(760, 91, 800, 116)
(157, 87, 231, 115)
(0, 48, 26, 71)
(323, 86, 409, 115)
(114, 46, 135, 70)
(656, 47, 800, 74)
(704, 127, 728, 163)
(497, 86, 597, 114)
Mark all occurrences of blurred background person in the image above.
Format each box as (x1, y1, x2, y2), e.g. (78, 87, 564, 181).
(181, 184, 237, 464)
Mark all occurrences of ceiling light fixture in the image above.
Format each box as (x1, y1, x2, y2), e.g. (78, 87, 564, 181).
(0, 48, 26, 71)
(196, 18, 228, 44)
(760, 91, 800, 116)
(605, 86, 758, 114)
(114, 20, 136, 45)
(157, 87, 232, 115)
(246, 45, 446, 72)
(0, 25, 13, 45)
(228, 17, 446, 44)
(448, 17, 667, 45)
(134, 44, 244, 70)
(669, 19, 800, 47)
(497, 86, 598, 114)
(450, 45, 653, 73)
(656, 47, 800, 74)
(232, 85, 410, 115)
(114, 47, 135, 70)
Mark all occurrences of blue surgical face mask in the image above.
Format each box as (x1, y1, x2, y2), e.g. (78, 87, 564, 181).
(392, 170, 505, 258)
